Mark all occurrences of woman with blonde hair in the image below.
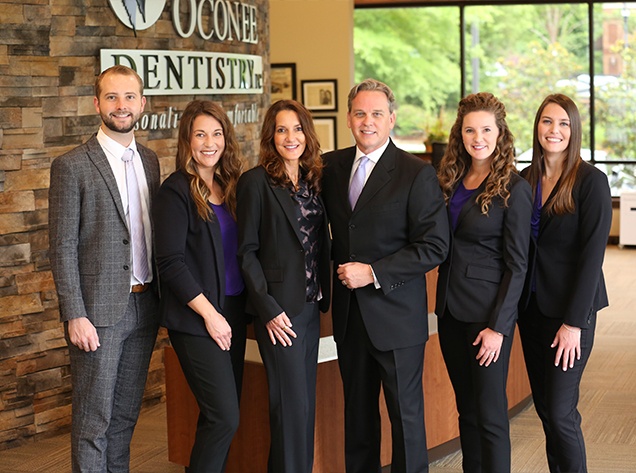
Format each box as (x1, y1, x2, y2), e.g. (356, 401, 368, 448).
(237, 100, 331, 473)
(153, 100, 247, 472)
(436, 92, 532, 472)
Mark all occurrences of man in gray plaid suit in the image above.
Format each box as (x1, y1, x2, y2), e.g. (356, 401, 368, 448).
(49, 65, 160, 473)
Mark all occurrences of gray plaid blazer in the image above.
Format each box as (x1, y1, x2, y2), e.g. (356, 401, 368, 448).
(49, 134, 160, 327)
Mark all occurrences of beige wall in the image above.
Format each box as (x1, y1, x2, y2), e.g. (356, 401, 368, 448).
(270, 0, 355, 150)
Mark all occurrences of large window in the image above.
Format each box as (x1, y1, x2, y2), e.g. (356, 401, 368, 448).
(354, 2, 636, 195)
(354, 7, 460, 153)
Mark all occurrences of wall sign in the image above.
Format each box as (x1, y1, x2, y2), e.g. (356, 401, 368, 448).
(109, 0, 259, 43)
(108, 0, 166, 32)
(101, 49, 263, 95)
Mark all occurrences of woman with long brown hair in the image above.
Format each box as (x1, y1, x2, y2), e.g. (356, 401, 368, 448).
(518, 94, 612, 473)
(237, 100, 331, 473)
(436, 92, 532, 472)
(153, 100, 247, 472)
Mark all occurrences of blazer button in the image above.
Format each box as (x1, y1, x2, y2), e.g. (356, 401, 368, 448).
(123, 265, 130, 271)
(350, 254, 356, 260)
(123, 239, 129, 245)
(349, 224, 356, 229)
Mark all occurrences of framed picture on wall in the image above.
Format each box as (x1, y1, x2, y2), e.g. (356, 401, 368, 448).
(313, 116, 337, 153)
(271, 63, 297, 101)
(301, 79, 338, 111)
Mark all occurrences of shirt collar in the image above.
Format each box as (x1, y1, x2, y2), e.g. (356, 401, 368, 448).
(354, 138, 390, 165)
(96, 127, 138, 159)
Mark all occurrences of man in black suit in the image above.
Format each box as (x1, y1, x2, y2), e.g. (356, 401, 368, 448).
(322, 79, 449, 473)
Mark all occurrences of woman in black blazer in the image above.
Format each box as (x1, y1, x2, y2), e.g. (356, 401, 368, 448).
(436, 93, 532, 473)
(518, 94, 612, 473)
(153, 100, 247, 472)
(237, 100, 330, 473)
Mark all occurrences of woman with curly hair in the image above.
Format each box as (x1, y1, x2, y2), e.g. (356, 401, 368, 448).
(237, 100, 331, 473)
(435, 92, 532, 473)
(153, 100, 247, 472)
(518, 94, 612, 473)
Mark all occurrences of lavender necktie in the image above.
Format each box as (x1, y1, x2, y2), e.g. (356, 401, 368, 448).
(121, 148, 149, 284)
(349, 156, 369, 209)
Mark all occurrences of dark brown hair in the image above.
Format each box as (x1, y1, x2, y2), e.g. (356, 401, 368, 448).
(438, 92, 517, 214)
(176, 100, 244, 221)
(526, 94, 582, 215)
(259, 100, 323, 192)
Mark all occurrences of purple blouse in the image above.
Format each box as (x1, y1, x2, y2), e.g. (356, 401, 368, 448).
(449, 181, 476, 231)
(210, 202, 245, 296)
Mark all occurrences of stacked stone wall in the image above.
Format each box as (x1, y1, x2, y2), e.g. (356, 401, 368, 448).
(0, 0, 269, 449)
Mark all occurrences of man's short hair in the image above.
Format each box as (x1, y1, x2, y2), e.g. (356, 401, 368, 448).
(95, 65, 144, 98)
(347, 78, 396, 113)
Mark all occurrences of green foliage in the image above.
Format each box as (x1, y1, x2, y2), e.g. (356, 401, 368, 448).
(496, 41, 585, 152)
(596, 41, 636, 162)
(424, 108, 450, 146)
(394, 103, 427, 137)
(354, 2, 635, 193)
(354, 7, 461, 115)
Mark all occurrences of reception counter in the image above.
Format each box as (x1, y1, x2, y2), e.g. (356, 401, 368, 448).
(164, 270, 531, 472)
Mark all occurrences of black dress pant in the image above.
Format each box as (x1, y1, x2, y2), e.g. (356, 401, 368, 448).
(438, 312, 513, 473)
(337, 294, 428, 473)
(168, 293, 248, 473)
(518, 295, 596, 473)
(253, 302, 320, 473)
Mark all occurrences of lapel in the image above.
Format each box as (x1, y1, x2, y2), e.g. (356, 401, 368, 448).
(453, 176, 489, 232)
(270, 180, 304, 245)
(138, 144, 159, 204)
(85, 135, 127, 224)
(334, 149, 356, 214)
(537, 179, 560, 238)
(352, 141, 395, 214)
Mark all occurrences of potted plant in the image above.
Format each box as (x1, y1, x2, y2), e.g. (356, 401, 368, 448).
(424, 109, 449, 169)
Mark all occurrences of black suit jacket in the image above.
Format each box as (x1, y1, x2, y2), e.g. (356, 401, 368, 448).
(153, 170, 227, 337)
(237, 166, 331, 324)
(435, 173, 532, 337)
(520, 162, 612, 328)
(322, 140, 449, 351)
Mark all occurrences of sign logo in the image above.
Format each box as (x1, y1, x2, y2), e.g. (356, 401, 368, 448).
(109, 0, 166, 33)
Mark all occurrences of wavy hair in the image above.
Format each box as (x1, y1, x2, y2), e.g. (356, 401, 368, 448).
(525, 94, 582, 215)
(259, 100, 323, 192)
(438, 92, 517, 215)
(176, 100, 244, 221)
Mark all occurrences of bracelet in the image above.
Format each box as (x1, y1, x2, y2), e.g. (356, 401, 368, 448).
(563, 324, 581, 333)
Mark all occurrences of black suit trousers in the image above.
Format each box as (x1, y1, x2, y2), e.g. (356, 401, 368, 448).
(337, 293, 428, 473)
(168, 293, 247, 473)
(438, 313, 513, 473)
(518, 295, 596, 473)
(253, 302, 320, 473)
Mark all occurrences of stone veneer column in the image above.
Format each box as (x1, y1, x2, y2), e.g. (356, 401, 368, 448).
(0, 0, 269, 449)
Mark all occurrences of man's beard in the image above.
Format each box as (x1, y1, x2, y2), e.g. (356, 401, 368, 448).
(101, 111, 139, 134)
